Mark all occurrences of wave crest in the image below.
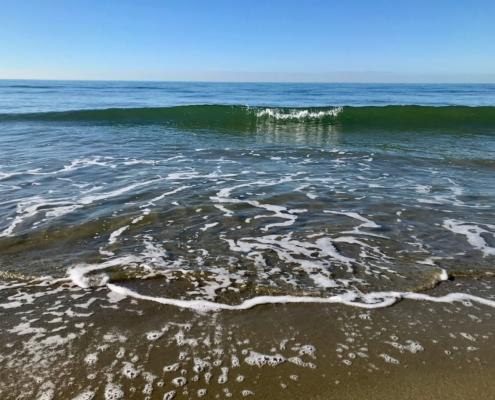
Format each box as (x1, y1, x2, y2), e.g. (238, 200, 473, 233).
(255, 107, 343, 120)
(1, 104, 494, 132)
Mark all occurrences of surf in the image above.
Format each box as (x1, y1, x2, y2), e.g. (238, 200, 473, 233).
(1, 104, 495, 132)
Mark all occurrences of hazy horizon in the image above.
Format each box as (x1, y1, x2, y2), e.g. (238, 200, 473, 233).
(2, 76, 495, 84)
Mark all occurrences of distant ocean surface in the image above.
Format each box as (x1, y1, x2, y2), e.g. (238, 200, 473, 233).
(1, 81, 495, 398)
(2, 81, 495, 113)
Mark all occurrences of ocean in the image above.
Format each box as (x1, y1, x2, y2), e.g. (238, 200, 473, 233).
(1, 81, 494, 399)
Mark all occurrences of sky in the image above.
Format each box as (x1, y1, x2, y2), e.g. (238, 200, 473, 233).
(0, 0, 494, 83)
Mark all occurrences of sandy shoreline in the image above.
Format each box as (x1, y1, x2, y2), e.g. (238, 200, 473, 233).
(0, 276, 493, 399)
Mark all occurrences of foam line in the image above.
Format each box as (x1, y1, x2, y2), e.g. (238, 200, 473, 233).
(106, 284, 495, 312)
(145, 185, 191, 205)
(69, 256, 141, 288)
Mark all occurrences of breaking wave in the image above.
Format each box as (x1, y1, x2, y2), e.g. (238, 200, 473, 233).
(1, 105, 495, 132)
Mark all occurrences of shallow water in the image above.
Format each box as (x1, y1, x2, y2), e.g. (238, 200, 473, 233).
(0, 81, 494, 399)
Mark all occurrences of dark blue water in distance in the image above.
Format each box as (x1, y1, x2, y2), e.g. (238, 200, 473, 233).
(2, 80, 495, 113)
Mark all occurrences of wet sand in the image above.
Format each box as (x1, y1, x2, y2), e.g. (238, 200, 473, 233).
(1, 277, 493, 399)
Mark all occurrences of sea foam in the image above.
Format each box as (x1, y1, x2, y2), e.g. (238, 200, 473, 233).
(256, 107, 343, 120)
(106, 283, 495, 312)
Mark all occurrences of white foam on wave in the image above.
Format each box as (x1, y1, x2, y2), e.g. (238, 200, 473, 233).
(106, 283, 495, 312)
(166, 171, 236, 181)
(414, 184, 431, 194)
(0, 177, 165, 237)
(1, 157, 115, 185)
(68, 256, 142, 289)
(0, 196, 79, 237)
(79, 177, 164, 205)
(200, 222, 219, 232)
(443, 219, 495, 257)
(225, 232, 355, 289)
(415, 177, 485, 208)
(211, 175, 304, 229)
(256, 107, 343, 120)
(144, 185, 191, 206)
(122, 158, 158, 166)
(438, 268, 449, 281)
(209, 177, 408, 288)
(108, 226, 129, 245)
(324, 210, 386, 238)
(62, 156, 115, 172)
(69, 234, 187, 289)
(140, 235, 176, 268)
(0, 168, 42, 181)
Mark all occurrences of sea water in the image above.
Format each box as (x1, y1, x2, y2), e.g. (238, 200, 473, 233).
(1, 81, 494, 398)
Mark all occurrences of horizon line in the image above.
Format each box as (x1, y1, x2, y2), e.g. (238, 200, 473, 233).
(1, 78, 495, 85)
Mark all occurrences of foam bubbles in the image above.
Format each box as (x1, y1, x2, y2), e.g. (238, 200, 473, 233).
(104, 383, 124, 400)
(379, 353, 400, 365)
(171, 376, 187, 387)
(163, 390, 176, 400)
(121, 362, 139, 379)
(244, 351, 285, 367)
(84, 352, 98, 365)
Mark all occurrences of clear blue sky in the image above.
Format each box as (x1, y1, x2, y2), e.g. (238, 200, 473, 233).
(1, 0, 494, 82)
